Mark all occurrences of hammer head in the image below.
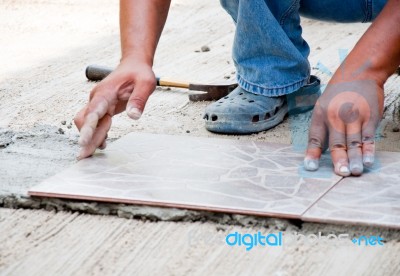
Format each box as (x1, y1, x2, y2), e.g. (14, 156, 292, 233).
(188, 83, 238, 102)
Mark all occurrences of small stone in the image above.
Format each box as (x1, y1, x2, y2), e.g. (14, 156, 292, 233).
(224, 75, 230, 79)
(61, 120, 66, 125)
(316, 46, 321, 50)
(67, 125, 72, 129)
(216, 226, 226, 232)
(392, 126, 399, 132)
(200, 45, 210, 52)
(186, 130, 190, 133)
(58, 128, 65, 135)
(194, 50, 200, 53)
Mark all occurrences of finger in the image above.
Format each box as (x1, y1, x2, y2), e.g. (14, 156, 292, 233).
(304, 104, 327, 171)
(99, 134, 108, 150)
(346, 127, 363, 176)
(126, 77, 156, 120)
(78, 114, 111, 160)
(78, 97, 108, 147)
(74, 107, 87, 131)
(362, 125, 376, 167)
(78, 113, 99, 146)
(329, 123, 350, 177)
(99, 140, 107, 150)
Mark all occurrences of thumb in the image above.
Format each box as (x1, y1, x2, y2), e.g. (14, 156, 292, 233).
(126, 76, 156, 120)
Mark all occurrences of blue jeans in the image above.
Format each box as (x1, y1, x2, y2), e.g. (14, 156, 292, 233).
(220, 0, 388, 96)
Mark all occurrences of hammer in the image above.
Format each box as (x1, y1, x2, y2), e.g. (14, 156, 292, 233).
(85, 65, 237, 102)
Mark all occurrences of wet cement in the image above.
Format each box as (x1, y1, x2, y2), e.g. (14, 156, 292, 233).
(0, 125, 79, 196)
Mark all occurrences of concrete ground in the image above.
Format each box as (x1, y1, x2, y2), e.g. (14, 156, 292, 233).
(1, 0, 400, 275)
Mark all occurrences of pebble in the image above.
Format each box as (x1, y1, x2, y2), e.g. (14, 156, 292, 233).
(61, 120, 66, 125)
(58, 128, 65, 135)
(392, 126, 399, 132)
(200, 45, 210, 52)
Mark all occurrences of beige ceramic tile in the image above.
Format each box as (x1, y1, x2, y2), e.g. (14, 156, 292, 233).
(29, 133, 341, 218)
(302, 151, 400, 229)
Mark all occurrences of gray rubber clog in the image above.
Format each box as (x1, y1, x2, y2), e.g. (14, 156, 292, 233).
(203, 75, 321, 134)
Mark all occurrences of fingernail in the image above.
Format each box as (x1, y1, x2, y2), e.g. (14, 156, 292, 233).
(304, 159, 319, 171)
(350, 163, 363, 175)
(127, 106, 142, 120)
(363, 156, 374, 167)
(339, 165, 350, 175)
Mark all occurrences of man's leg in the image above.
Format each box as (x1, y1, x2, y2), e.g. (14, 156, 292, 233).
(299, 0, 388, 23)
(221, 0, 310, 95)
(204, 0, 320, 134)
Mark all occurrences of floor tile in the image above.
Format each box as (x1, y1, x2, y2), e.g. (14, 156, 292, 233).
(29, 133, 341, 218)
(302, 152, 400, 229)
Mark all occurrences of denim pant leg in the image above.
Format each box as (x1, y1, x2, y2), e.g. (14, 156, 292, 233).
(299, 0, 388, 22)
(220, 0, 311, 97)
(220, 0, 388, 97)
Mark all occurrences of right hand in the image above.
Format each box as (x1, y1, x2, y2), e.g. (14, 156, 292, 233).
(74, 59, 156, 159)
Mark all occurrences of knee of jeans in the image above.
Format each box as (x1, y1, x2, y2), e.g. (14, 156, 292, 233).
(219, 0, 239, 22)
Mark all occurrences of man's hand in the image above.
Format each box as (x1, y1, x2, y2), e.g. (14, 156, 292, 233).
(304, 80, 383, 176)
(74, 60, 156, 159)
(74, 0, 170, 159)
(304, 0, 400, 176)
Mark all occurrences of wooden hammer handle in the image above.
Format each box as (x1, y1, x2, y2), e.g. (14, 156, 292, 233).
(85, 65, 189, 88)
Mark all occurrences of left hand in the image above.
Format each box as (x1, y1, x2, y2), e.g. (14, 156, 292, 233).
(304, 79, 384, 176)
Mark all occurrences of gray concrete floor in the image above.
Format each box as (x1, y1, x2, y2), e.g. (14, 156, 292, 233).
(1, 0, 400, 275)
(1, 208, 400, 276)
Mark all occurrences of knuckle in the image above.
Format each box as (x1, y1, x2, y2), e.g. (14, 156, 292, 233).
(347, 140, 362, 149)
(312, 103, 324, 117)
(90, 80, 114, 99)
(362, 135, 375, 142)
(331, 143, 346, 149)
(122, 71, 136, 81)
(140, 76, 156, 89)
(308, 137, 323, 149)
(346, 134, 362, 149)
(129, 96, 147, 109)
(329, 138, 347, 150)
